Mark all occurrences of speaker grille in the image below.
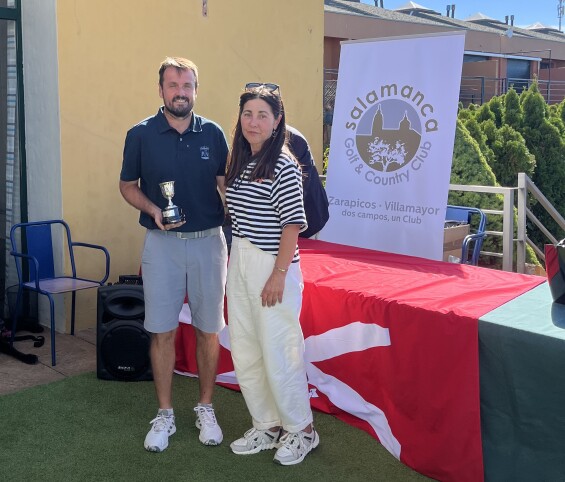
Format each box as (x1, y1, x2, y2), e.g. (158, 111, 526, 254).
(101, 291, 144, 323)
(99, 321, 151, 381)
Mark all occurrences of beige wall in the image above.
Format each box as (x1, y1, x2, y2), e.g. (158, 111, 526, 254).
(42, 0, 323, 330)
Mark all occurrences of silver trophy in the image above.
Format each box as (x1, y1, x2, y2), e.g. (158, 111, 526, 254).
(159, 181, 185, 225)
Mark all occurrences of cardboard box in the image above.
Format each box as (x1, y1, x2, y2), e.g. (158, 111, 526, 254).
(443, 223, 470, 262)
(443, 248, 463, 263)
(525, 263, 547, 277)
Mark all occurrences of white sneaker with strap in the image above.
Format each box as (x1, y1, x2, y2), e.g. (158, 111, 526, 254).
(273, 428, 319, 465)
(194, 405, 223, 445)
(230, 427, 282, 455)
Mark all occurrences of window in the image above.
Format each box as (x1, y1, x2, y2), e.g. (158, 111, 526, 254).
(507, 58, 531, 94)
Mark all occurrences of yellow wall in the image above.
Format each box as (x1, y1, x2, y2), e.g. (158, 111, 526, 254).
(54, 0, 323, 329)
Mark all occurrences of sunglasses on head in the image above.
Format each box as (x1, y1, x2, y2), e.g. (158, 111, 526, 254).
(244, 82, 280, 94)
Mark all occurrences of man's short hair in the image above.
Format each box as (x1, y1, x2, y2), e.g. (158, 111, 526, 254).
(158, 57, 199, 88)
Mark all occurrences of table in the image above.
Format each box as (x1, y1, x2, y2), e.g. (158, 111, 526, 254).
(479, 282, 565, 481)
(175, 239, 543, 481)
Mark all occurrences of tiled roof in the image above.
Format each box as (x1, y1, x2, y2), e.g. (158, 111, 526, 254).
(395, 1, 439, 14)
(324, 0, 565, 43)
(526, 22, 563, 34)
(323, 0, 459, 27)
(465, 12, 501, 23)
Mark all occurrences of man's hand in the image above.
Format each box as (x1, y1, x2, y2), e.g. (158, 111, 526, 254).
(151, 206, 186, 231)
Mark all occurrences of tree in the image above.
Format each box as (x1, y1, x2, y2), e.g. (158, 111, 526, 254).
(560, 98, 565, 127)
(548, 102, 565, 135)
(464, 116, 496, 169)
(487, 95, 504, 128)
(449, 120, 504, 267)
(457, 108, 474, 122)
(451, 119, 540, 267)
(502, 88, 522, 130)
(467, 103, 479, 113)
(475, 103, 495, 124)
(449, 120, 499, 200)
(520, 85, 565, 247)
(521, 82, 546, 130)
(480, 118, 497, 148)
(489, 125, 536, 187)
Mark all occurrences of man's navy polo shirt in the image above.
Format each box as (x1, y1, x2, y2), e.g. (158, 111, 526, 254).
(121, 108, 228, 232)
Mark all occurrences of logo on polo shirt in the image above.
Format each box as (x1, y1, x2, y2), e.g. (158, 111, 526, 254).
(200, 146, 210, 160)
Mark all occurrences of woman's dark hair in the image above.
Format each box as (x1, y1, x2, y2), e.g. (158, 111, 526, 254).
(226, 87, 295, 186)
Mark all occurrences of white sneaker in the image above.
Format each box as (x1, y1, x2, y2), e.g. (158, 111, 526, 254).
(144, 412, 176, 452)
(194, 405, 223, 445)
(273, 428, 319, 465)
(230, 427, 281, 455)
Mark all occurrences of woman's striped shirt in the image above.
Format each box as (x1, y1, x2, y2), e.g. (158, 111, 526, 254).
(226, 153, 307, 262)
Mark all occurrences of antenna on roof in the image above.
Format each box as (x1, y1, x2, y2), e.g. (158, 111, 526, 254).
(559, 0, 565, 32)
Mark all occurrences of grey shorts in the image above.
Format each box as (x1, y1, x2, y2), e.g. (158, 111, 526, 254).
(141, 227, 228, 334)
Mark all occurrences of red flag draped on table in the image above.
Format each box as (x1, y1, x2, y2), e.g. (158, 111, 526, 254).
(176, 239, 544, 481)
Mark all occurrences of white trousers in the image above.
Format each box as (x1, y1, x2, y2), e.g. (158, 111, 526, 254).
(227, 236, 313, 433)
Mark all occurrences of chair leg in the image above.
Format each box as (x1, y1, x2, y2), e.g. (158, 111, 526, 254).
(9, 286, 24, 346)
(47, 294, 56, 366)
(71, 291, 76, 336)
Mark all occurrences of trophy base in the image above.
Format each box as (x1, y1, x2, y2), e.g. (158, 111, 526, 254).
(162, 206, 185, 225)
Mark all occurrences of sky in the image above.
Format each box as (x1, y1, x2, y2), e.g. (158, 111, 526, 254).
(360, 0, 563, 30)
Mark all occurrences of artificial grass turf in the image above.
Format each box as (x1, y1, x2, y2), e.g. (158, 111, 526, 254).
(0, 372, 431, 481)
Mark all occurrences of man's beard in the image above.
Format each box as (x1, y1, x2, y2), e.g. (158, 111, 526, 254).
(164, 96, 193, 119)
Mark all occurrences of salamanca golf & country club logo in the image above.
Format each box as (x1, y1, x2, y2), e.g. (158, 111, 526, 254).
(342, 83, 438, 186)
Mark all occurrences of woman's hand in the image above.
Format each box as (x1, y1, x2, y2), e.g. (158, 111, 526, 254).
(261, 269, 286, 307)
(261, 224, 300, 307)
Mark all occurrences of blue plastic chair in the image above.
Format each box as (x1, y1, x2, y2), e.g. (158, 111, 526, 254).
(445, 205, 487, 266)
(9, 220, 110, 365)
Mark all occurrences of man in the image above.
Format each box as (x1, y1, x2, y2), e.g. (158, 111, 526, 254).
(287, 126, 329, 239)
(120, 57, 228, 452)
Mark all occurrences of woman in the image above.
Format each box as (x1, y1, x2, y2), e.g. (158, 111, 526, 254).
(224, 83, 319, 466)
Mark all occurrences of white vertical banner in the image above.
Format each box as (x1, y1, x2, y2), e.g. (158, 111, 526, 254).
(320, 32, 466, 260)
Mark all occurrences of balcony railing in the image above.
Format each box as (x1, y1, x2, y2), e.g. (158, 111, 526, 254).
(318, 173, 565, 273)
(324, 70, 565, 108)
(459, 77, 565, 105)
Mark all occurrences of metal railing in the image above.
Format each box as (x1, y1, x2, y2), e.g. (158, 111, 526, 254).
(324, 69, 565, 108)
(319, 173, 565, 273)
(517, 173, 565, 269)
(459, 77, 565, 105)
(414, 176, 564, 272)
(448, 183, 516, 271)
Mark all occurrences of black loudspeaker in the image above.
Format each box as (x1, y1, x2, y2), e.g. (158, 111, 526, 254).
(97, 284, 153, 381)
